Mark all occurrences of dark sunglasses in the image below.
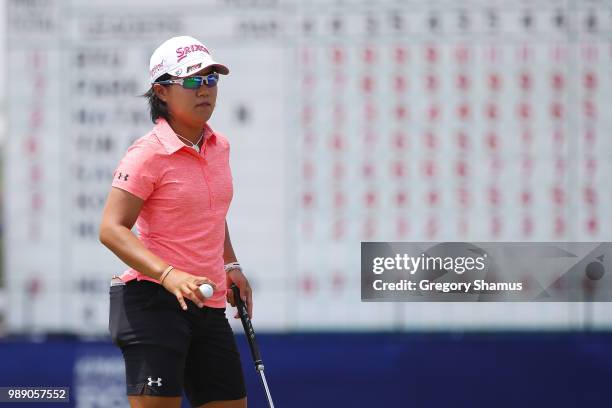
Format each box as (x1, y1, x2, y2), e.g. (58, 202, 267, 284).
(154, 72, 219, 89)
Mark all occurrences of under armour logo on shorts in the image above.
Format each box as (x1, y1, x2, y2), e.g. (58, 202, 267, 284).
(147, 377, 162, 387)
(117, 172, 129, 181)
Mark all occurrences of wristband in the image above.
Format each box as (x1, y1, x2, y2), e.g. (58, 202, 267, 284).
(159, 265, 174, 284)
(224, 262, 242, 273)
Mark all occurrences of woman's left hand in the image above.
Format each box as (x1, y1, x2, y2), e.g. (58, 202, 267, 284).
(227, 268, 253, 319)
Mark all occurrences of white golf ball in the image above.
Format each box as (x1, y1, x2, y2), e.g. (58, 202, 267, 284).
(199, 283, 214, 298)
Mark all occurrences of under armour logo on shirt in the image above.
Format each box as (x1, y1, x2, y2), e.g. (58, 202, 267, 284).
(147, 377, 162, 387)
(117, 172, 129, 181)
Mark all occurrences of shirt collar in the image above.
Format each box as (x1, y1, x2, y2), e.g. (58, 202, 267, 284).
(154, 118, 217, 155)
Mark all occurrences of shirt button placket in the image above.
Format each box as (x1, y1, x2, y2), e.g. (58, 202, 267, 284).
(199, 155, 213, 209)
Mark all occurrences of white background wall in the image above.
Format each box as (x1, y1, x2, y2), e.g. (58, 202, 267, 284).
(0, 0, 7, 331)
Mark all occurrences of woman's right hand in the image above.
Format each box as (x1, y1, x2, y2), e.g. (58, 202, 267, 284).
(161, 268, 217, 310)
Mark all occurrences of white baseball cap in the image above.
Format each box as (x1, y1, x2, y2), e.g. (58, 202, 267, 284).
(149, 35, 229, 83)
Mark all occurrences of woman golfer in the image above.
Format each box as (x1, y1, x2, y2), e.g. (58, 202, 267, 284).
(100, 35, 251, 408)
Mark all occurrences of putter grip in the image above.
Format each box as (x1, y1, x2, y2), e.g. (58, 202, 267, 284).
(231, 284, 263, 366)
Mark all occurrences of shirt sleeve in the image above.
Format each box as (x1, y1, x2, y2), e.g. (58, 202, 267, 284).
(111, 142, 160, 201)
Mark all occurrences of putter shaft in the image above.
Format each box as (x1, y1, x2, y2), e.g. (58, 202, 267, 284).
(231, 284, 276, 408)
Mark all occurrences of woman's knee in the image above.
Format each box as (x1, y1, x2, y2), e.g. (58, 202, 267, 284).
(197, 397, 247, 408)
(128, 395, 182, 408)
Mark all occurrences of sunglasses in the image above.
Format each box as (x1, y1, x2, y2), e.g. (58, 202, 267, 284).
(154, 72, 220, 89)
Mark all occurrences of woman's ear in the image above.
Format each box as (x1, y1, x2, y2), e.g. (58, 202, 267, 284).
(153, 84, 168, 103)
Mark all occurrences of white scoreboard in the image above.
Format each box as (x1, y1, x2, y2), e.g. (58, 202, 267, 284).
(5, 0, 612, 333)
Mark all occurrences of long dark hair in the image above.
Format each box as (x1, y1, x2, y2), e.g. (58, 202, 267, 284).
(143, 74, 171, 123)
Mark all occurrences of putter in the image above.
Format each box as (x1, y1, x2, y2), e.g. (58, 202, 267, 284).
(231, 284, 275, 408)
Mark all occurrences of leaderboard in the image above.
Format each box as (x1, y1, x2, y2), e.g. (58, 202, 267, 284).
(5, 0, 612, 333)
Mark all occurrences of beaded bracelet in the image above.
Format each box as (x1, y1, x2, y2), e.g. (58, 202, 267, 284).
(159, 265, 175, 284)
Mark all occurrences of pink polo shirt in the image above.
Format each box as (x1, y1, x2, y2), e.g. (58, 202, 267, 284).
(111, 118, 233, 308)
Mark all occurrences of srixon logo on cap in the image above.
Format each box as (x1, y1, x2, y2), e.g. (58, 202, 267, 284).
(176, 44, 210, 62)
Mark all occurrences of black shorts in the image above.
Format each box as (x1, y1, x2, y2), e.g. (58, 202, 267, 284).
(109, 279, 246, 406)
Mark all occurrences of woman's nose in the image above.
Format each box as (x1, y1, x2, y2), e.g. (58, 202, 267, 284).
(196, 84, 213, 97)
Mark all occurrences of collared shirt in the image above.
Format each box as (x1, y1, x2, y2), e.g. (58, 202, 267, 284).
(111, 118, 233, 308)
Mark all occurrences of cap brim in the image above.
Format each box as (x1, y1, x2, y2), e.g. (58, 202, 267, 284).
(170, 55, 230, 77)
(209, 63, 230, 75)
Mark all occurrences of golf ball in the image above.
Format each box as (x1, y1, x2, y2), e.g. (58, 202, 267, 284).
(199, 283, 214, 298)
